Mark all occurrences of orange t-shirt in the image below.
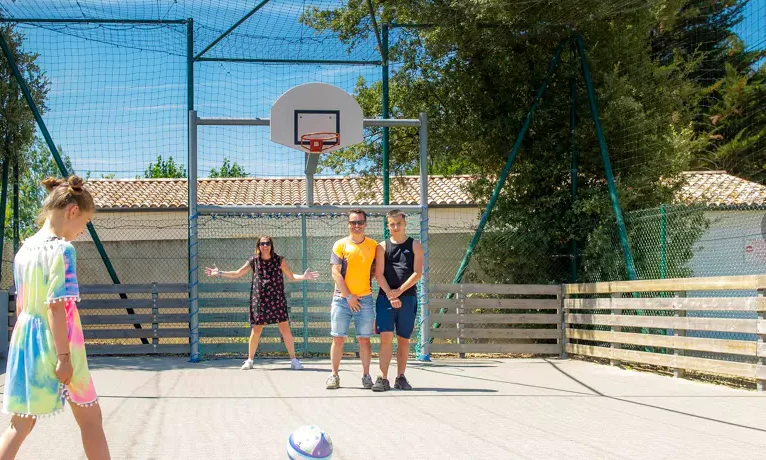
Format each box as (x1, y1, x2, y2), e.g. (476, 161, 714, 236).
(330, 237, 378, 297)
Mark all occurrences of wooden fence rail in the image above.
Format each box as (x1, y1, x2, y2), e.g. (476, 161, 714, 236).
(563, 274, 766, 390)
(427, 283, 562, 357)
(3, 274, 765, 391)
(8, 283, 189, 356)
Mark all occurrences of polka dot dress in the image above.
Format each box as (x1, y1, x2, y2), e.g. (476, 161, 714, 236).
(248, 255, 289, 326)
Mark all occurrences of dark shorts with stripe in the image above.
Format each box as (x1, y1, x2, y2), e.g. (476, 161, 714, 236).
(375, 295, 418, 339)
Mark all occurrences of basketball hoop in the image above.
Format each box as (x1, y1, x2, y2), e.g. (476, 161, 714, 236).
(300, 132, 340, 154)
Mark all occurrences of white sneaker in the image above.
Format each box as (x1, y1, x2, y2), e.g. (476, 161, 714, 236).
(240, 359, 254, 370)
(290, 358, 304, 370)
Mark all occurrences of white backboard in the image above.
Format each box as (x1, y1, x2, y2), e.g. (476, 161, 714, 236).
(270, 83, 364, 153)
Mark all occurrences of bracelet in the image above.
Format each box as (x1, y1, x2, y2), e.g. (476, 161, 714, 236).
(218, 272, 222, 278)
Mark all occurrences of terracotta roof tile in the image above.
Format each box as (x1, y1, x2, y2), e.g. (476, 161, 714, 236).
(88, 176, 477, 209)
(86, 172, 765, 210)
(675, 171, 766, 207)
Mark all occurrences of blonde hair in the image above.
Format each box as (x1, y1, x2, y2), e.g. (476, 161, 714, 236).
(38, 175, 95, 224)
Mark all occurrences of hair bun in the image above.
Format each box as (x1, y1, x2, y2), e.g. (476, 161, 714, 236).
(41, 176, 65, 192)
(67, 175, 85, 195)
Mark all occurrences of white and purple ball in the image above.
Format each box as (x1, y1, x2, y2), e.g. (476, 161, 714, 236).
(287, 425, 333, 460)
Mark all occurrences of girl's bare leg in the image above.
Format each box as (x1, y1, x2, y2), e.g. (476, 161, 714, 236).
(0, 415, 36, 460)
(70, 402, 110, 460)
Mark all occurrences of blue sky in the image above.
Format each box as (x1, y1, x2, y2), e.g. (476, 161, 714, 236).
(12, 0, 380, 178)
(8, 0, 766, 179)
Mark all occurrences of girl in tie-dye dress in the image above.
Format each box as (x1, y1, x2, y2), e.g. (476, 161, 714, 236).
(0, 176, 110, 460)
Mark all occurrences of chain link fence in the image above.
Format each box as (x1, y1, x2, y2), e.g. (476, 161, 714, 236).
(2, 203, 763, 358)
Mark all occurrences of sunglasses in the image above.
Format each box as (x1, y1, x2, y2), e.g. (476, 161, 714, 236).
(348, 220, 367, 226)
(259, 241, 272, 246)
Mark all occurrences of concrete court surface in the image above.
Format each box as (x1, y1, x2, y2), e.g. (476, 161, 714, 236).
(0, 356, 765, 460)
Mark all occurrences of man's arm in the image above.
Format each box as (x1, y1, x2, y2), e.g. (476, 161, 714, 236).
(375, 243, 393, 296)
(331, 263, 352, 299)
(395, 240, 423, 294)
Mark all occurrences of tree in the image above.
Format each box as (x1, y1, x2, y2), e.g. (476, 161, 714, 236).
(1, 24, 49, 251)
(144, 155, 186, 178)
(303, 1, 710, 283)
(5, 139, 74, 239)
(692, 62, 766, 181)
(652, 0, 766, 182)
(0, 24, 48, 169)
(86, 172, 116, 180)
(209, 158, 248, 178)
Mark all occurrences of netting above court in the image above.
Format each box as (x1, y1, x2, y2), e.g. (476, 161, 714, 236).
(0, 0, 381, 62)
(2, 1, 762, 181)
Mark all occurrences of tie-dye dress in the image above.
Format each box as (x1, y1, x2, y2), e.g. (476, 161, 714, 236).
(3, 232, 98, 418)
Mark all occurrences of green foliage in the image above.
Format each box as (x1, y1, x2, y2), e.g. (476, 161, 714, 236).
(5, 139, 74, 239)
(86, 172, 116, 180)
(304, 1, 719, 283)
(144, 155, 186, 179)
(0, 25, 49, 168)
(209, 158, 248, 178)
(692, 60, 766, 181)
(652, 0, 766, 183)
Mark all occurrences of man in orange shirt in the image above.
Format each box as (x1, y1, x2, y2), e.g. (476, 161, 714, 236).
(326, 209, 377, 390)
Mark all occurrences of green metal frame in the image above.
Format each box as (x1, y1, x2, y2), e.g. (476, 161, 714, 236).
(195, 57, 381, 65)
(0, 162, 8, 286)
(300, 217, 309, 357)
(660, 204, 667, 279)
(12, 159, 19, 254)
(382, 23, 391, 238)
(0, 18, 187, 24)
(569, 70, 579, 283)
(574, 33, 637, 281)
(193, 0, 272, 61)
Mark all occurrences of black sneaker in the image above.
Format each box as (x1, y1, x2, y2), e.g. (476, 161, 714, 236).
(394, 374, 412, 390)
(372, 376, 390, 392)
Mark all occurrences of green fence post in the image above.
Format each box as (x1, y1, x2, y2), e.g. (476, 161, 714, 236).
(660, 204, 667, 279)
(12, 159, 19, 254)
(382, 23, 391, 240)
(301, 216, 309, 357)
(570, 68, 579, 283)
(0, 162, 8, 287)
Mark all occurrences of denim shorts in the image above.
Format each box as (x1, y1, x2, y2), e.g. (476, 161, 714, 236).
(330, 295, 374, 338)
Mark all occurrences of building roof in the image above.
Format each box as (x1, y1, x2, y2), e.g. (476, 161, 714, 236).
(88, 176, 476, 209)
(673, 171, 766, 207)
(86, 171, 766, 210)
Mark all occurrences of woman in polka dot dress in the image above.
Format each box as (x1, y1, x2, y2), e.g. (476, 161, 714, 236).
(205, 236, 319, 370)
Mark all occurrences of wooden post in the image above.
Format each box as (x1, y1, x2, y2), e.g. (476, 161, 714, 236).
(758, 288, 765, 392)
(151, 282, 159, 352)
(559, 284, 567, 358)
(673, 291, 686, 379)
(457, 291, 465, 359)
(611, 292, 621, 366)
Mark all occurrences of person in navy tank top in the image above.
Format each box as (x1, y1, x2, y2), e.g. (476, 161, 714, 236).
(372, 210, 423, 392)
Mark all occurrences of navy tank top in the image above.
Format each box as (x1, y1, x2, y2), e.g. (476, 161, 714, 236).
(379, 237, 417, 297)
